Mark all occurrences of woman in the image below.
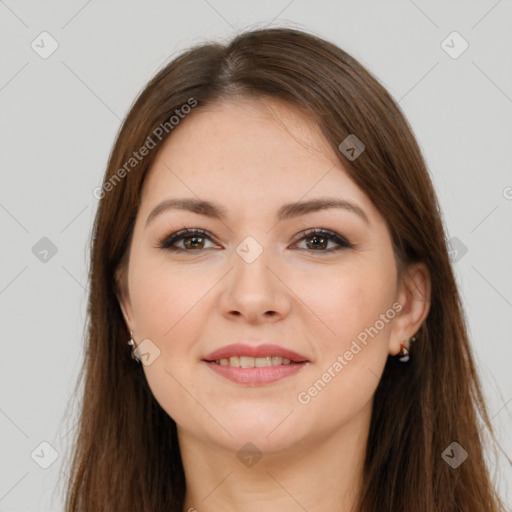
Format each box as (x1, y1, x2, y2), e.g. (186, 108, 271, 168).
(63, 27, 506, 511)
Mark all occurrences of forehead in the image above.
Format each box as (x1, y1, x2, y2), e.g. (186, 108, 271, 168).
(140, 97, 375, 221)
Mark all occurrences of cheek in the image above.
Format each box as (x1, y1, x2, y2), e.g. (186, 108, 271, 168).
(129, 253, 211, 339)
(302, 262, 395, 347)
(128, 256, 214, 424)
(295, 270, 394, 420)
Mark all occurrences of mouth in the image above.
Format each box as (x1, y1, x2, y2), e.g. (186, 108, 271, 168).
(201, 343, 310, 385)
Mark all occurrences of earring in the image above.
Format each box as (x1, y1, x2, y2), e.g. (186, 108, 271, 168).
(127, 331, 140, 363)
(398, 335, 417, 363)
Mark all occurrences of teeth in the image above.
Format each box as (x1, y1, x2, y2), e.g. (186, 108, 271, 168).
(214, 356, 296, 367)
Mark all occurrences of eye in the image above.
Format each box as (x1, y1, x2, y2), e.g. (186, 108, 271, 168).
(157, 228, 218, 252)
(292, 228, 352, 253)
(157, 227, 352, 254)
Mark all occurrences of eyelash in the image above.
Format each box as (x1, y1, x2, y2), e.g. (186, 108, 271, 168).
(157, 227, 353, 254)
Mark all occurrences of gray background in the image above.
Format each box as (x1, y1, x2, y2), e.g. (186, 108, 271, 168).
(1, 1, 511, 510)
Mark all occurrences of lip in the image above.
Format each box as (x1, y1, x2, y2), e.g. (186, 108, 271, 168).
(204, 361, 308, 385)
(202, 343, 310, 386)
(202, 343, 309, 363)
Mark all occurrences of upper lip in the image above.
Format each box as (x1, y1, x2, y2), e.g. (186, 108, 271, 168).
(203, 343, 309, 363)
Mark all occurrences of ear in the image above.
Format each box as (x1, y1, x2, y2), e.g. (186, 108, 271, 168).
(114, 263, 136, 334)
(388, 261, 431, 356)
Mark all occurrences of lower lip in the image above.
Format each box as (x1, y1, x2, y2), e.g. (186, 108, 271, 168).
(203, 361, 309, 385)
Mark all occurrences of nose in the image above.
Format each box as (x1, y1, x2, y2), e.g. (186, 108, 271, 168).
(219, 244, 292, 325)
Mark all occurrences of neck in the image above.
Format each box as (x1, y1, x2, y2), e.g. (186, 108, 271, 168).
(179, 401, 371, 512)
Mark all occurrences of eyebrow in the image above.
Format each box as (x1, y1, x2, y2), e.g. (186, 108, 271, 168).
(145, 197, 370, 227)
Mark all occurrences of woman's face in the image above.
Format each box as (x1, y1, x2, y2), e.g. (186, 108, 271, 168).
(118, 97, 414, 453)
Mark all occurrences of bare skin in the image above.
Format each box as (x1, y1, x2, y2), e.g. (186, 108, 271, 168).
(116, 97, 431, 512)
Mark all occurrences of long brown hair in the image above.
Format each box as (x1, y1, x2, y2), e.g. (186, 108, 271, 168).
(62, 27, 506, 511)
